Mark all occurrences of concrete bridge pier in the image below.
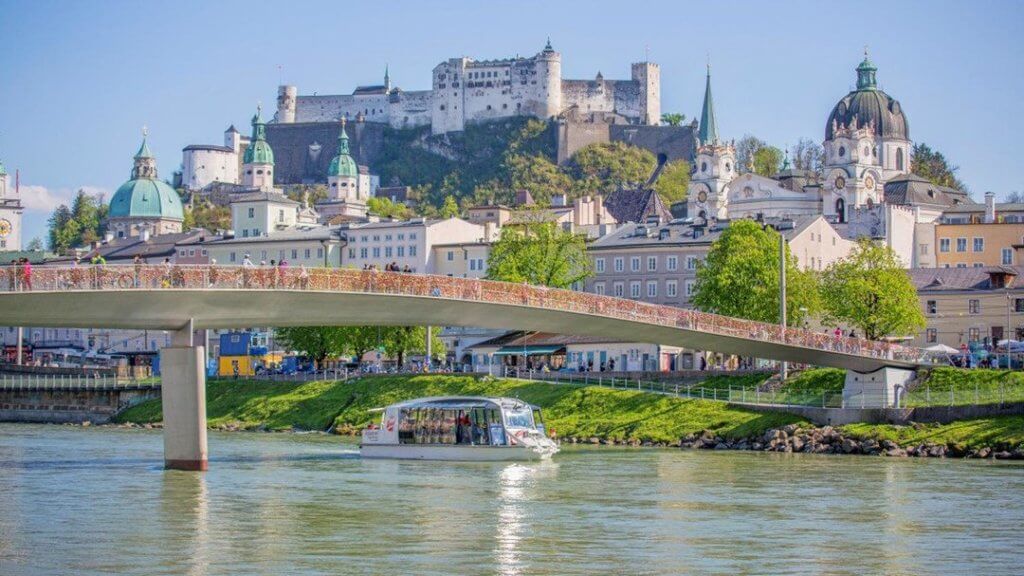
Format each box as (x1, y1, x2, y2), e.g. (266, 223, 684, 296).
(843, 367, 916, 408)
(160, 320, 208, 471)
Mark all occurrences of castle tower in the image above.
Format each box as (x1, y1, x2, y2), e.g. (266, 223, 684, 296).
(276, 85, 297, 123)
(242, 105, 276, 191)
(688, 65, 735, 220)
(536, 38, 563, 119)
(327, 118, 360, 200)
(0, 156, 24, 251)
(631, 61, 661, 126)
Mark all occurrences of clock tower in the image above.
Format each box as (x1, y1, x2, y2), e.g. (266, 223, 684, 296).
(0, 158, 23, 251)
(687, 65, 736, 220)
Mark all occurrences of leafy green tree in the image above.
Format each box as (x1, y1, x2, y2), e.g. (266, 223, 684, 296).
(284, 184, 329, 205)
(820, 239, 925, 340)
(691, 219, 819, 326)
(752, 146, 784, 177)
(48, 205, 76, 253)
(275, 326, 353, 369)
(439, 195, 460, 218)
(382, 326, 446, 367)
(486, 215, 592, 288)
(47, 189, 108, 253)
(188, 202, 231, 232)
(566, 142, 656, 194)
(367, 197, 413, 219)
(912, 143, 968, 192)
(504, 153, 573, 205)
(661, 112, 686, 126)
(653, 160, 691, 205)
(25, 237, 44, 251)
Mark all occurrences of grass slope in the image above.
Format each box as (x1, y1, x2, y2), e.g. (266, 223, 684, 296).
(842, 416, 1024, 450)
(116, 375, 805, 443)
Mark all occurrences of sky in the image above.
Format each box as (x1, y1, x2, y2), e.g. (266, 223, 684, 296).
(1, 0, 1022, 244)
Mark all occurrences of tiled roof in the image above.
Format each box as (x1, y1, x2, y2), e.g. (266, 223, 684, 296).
(604, 187, 671, 224)
(883, 174, 973, 208)
(231, 191, 298, 205)
(909, 266, 1024, 291)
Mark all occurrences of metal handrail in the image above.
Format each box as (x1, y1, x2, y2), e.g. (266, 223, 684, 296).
(0, 264, 933, 366)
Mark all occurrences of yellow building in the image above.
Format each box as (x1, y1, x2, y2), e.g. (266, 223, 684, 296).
(909, 266, 1024, 348)
(934, 222, 1024, 268)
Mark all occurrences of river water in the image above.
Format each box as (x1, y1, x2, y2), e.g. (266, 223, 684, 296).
(0, 424, 1021, 575)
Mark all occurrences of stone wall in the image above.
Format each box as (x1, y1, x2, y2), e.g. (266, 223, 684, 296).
(0, 388, 159, 424)
(737, 400, 1024, 426)
(265, 121, 387, 185)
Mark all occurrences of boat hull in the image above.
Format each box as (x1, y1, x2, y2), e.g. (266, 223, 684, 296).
(360, 443, 553, 461)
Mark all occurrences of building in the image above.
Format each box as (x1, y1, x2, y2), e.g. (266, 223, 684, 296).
(910, 266, 1024, 348)
(317, 118, 371, 220)
(934, 220, 1024, 270)
(180, 126, 248, 191)
(274, 41, 660, 136)
(464, 331, 685, 373)
(203, 224, 345, 267)
(0, 157, 23, 251)
(431, 241, 491, 278)
(107, 131, 185, 239)
(230, 191, 306, 238)
(343, 217, 487, 273)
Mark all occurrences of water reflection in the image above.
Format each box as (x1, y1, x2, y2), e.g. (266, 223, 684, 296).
(159, 471, 210, 576)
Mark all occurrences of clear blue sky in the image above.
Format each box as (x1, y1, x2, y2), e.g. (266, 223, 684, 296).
(2, 0, 1022, 243)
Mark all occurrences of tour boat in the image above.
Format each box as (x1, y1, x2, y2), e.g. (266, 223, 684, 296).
(360, 396, 559, 461)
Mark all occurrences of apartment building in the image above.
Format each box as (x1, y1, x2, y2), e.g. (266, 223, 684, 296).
(910, 266, 1024, 348)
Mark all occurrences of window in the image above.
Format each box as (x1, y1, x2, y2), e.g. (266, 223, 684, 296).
(969, 327, 980, 342)
(1002, 248, 1013, 265)
(385, 235, 392, 241)
(939, 238, 950, 253)
(373, 235, 380, 242)
(613, 282, 624, 297)
(630, 257, 640, 272)
(685, 280, 695, 297)
(252, 228, 259, 237)
(667, 256, 678, 271)
(973, 237, 984, 252)
(242, 229, 249, 238)
(919, 244, 929, 255)
(248, 208, 255, 218)
(360, 247, 368, 258)
(348, 248, 355, 259)
(956, 238, 967, 252)
(278, 209, 285, 222)
(397, 246, 405, 257)
(409, 245, 417, 256)
(969, 299, 980, 315)
(292, 249, 298, 259)
(229, 252, 236, 263)
(595, 258, 605, 273)
(896, 148, 905, 171)
(1016, 298, 1024, 313)
(409, 233, 417, 240)
(447, 251, 454, 261)
(666, 280, 678, 298)
(647, 256, 657, 272)
(926, 300, 937, 315)
(614, 257, 624, 272)
(686, 256, 699, 270)
(385, 247, 393, 258)
(957, 263, 967, 269)
(630, 281, 641, 298)
(594, 283, 605, 296)
(179, 249, 186, 257)
(318, 248, 324, 258)
(974, 263, 984, 268)
(304, 249, 311, 259)
(373, 247, 380, 258)
(647, 281, 657, 298)
(926, 329, 937, 343)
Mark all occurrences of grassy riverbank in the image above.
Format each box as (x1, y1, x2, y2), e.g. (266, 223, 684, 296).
(116, 374, 805, 444)
(842, 416, 1024, 450)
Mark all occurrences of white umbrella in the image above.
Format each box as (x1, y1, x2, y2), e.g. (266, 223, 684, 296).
(925, 344, 960, 354)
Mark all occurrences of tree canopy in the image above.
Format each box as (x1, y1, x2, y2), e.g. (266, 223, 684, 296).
(820, 239, 926, 340)
(653, 160, 691, 205)
(912, 143, 968, 192)
(565, 142, 655, 194)
(660, 112, 686, 126)
(47, 189, 108, 253)
(486, 215, 592, 288)
(367, 196, 413, 219)
(275, 325, 445, 368)
(691, 219, 819, 326)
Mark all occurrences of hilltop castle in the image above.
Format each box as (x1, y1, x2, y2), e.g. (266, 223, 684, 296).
(273, 40, 661, 135)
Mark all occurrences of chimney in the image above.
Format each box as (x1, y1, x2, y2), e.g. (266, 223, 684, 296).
(984, 191, 996, 224)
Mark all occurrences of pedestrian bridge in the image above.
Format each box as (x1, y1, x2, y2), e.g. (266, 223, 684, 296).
(0, 265, 931, 470)
(1, 265, 928, 372)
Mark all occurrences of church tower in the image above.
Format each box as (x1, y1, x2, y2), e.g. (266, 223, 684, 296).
(687, 64, 736, 220)
(0, 157, 24, 251)
(327, 118, 360, 200)
(242, 105, 275, 191)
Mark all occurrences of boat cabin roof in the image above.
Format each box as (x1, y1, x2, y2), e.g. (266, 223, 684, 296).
(383, 396, 539, 412)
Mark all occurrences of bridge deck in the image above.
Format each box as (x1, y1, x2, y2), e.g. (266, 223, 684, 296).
(0, 265, 932, 372)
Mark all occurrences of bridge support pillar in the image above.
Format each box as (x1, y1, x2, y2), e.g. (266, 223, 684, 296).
(843, 367, 915, 408)
(160, 323, 207, 471)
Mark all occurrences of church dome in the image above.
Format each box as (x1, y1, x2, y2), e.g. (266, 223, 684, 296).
(243, 106, 275, 165)
(109, 178, 184, 220)
(825, 55, 909, 141)
(327, 119, 358, 178)
(109, 133, 184, 221)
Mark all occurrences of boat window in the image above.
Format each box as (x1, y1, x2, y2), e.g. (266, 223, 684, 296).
(399, 406, 495, 445)
(532, 409, 546, 435)
(505, 407, 534, 429)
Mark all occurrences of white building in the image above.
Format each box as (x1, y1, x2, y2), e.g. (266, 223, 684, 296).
(343, 217, 488, 273)
(0, 158, 22, 251)
(181, 126, 246, 191)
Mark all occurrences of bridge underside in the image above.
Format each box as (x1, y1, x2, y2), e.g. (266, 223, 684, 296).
(0, 289, 917, 372)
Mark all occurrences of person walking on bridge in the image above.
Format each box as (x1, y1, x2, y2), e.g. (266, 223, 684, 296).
(20, 258, 32, 291)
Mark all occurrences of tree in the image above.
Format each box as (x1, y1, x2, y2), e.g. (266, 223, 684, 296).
(735, 135, 767, 174)
(661, 112, 686, 127)
(439, 195, 460, 218)
(912, 143, 968, 192)
(820, 239, 925, 340)
(284, 184, 329, 205)
(752, 146, 784, 177)
(46, 189, 108, 253)
(367, 196, 413, 219)
(566, 142, 656, 195)
(381, 326, 446, 368)
(25, 237, 44, 251)
(691, 219, 819, 326)
(486, 215, 592, 288)
(1007, 191, 1024, 204)
(504, 153, 573, 205)
(275, 326, 352, 369)
(653, 160, 691, 205)
(188, 202, 231, 233)
(790, 138, 824, 176)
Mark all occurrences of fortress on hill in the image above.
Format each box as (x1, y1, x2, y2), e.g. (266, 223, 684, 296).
(273, 40, 661, 135)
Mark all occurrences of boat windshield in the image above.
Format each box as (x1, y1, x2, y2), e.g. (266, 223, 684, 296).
(504, 407, 534, 429)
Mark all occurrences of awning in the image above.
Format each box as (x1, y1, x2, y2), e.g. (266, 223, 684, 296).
(493, 345, 566, 357)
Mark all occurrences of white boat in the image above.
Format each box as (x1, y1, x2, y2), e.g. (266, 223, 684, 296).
(360, 396, 559, 461)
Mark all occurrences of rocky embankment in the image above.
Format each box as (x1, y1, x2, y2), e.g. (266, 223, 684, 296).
(677, 423, 1024, 460)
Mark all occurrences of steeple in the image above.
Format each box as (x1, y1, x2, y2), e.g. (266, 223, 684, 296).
(131, 127, 158, 180)
(384, 64, 391, 92)
(243, 104, 274, 166)
(698, 62, 719, 146)
(856, 47, 877, 91)
(337, 117, 350, 155)
(543, 37, 554, 53)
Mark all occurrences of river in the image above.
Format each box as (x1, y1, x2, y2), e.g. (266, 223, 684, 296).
(0, 424, 1021, 575)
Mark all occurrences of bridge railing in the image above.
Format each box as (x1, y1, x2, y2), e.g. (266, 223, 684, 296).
(0, 264, 933, 366)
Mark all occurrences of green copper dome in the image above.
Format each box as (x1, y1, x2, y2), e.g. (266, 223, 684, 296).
(243, 105, 275, 165)
(327, 119, 358, 178)
(109, 178, 184, 220)
(109, 134, 184, 220)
